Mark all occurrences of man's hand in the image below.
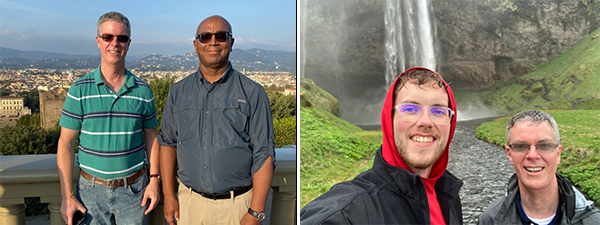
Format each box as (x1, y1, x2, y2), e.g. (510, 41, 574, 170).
(60, 195, 86, 225)
(241, 212, 261, 225)
(163, 196, 180, 225)
(141, 178, 161, 215)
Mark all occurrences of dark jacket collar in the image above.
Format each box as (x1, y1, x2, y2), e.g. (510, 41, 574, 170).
(373, 146, 463, 224)
(499, 173, 578, 223)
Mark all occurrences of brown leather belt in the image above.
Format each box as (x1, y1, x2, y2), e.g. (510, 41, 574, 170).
(80, 167, 145, 188)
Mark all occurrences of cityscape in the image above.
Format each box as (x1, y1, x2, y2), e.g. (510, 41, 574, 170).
(0, 47, 297, 128)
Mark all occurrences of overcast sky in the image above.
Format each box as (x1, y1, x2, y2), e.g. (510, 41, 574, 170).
(0, 0, 296, 56)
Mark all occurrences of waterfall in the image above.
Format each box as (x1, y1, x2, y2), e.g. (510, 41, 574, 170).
(384, 0, 439, 87)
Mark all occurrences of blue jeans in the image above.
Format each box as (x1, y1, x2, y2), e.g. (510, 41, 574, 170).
(76, 172, 149, 225)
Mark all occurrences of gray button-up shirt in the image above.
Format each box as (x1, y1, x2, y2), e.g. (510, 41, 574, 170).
(157, 65, 275, 193)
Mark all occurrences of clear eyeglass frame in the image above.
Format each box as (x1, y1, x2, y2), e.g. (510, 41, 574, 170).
(508, 143, 558, 154)
(393, 103, 454, 125)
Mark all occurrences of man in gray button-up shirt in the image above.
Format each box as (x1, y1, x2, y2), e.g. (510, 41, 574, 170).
(158, 15, 275, 225)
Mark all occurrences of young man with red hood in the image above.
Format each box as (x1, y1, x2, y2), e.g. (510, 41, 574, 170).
(300, 67, 463, 224)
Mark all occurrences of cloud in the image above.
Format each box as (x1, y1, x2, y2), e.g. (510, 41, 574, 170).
(133, 37, 194, 45)
(234, 37, 295, 51)
(1, 30, 34, 41)
(2, 0, 48, 14)
(0, 29, 97, 54)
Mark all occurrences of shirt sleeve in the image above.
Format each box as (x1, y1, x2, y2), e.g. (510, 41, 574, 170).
(157, 86, 178, 147)
(143, 88, 158, 129)
(59, 85, 83, 130)
(249, 86, 276, 175)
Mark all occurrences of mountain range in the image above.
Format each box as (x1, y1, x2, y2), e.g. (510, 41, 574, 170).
(0, 47, 296, 73)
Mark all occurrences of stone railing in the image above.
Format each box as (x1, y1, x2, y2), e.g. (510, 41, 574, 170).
(0, 145, 297, 225)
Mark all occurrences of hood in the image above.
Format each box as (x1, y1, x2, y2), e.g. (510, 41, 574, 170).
(380, 67, 457, 180)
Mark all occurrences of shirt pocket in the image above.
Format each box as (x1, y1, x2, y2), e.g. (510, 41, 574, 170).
(174, 106, 201, 142)
(218, 101, 250, 144)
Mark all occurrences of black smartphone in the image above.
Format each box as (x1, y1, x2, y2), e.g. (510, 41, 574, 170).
(72, 210, 85, 225)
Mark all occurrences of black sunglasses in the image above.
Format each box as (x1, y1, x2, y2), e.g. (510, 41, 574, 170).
(98, 34, 130, 43)
(195, 31, 232, 44)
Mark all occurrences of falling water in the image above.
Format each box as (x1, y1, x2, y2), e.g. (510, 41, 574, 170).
(384, 0, 439, 86)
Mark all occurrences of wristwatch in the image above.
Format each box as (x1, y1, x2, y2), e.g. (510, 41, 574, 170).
(248, 208, 266, 221)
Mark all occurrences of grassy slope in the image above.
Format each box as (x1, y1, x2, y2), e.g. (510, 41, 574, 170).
(300, 78, 340, 117)
(300, 105, 382, 207)
(299, 78, 384, 208)
(475, 110, 600, 205)
(455, 27, 600, 115)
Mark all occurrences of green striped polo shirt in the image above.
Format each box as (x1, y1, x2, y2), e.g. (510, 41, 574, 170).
(60, 67, 158, 179)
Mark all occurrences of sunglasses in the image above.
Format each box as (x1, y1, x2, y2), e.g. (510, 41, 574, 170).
(98, 34, 130, 43)
(195, 31, 232, 44)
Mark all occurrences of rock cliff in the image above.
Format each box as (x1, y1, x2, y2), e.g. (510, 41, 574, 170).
(434, 0, 599, 90)
(302, 0, 599, 92)
(301, 0, 599, 123)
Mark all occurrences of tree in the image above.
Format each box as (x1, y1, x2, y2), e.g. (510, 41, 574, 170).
(27, 89, 39, 113)
(0, 88, 10, 96)
(0, 125, 60, 155)
(273, 116, 296, 148)
(149, 77, 175, 132)
(16, 113, 41, 127)
(267, 92, 296, 120)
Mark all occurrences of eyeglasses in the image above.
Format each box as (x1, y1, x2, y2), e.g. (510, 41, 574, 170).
(98, 34, 130, 43)
(195, 31, 232, 44)
(508, 143, 558, 154)
(393, 103, 454, 125)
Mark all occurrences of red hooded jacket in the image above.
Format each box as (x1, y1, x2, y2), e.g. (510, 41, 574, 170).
(381, 67, 457, 225)
(301, 67, 462, 225)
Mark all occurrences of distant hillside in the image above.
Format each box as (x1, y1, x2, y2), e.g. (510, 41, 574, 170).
(0, 47, 296, 73)
(129, 49, 296, 73)
(455, 27, 600, 115)
(0, 47, 96, 59)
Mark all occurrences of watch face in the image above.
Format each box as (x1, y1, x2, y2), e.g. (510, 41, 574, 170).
(257, 213, 266, 221)
(249, 208, 266, 221)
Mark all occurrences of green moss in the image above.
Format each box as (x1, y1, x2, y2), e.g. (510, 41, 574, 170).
(300, 78, 340, 117)
(577, 99, 600, 110)
(530, 82, 544, 93)
(549, 100, 572, 110)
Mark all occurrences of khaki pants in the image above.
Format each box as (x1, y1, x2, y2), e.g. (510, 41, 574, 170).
(178, 182, 253, 225)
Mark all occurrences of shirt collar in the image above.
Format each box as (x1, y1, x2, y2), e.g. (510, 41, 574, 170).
(198, 63, 233, 84)
(516, 192, 562, 225)
(93, 66, 136, 89)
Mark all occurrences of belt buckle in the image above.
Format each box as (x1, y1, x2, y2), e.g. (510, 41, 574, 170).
(201, 192, 217, 200)
(105, 178, 123, 187)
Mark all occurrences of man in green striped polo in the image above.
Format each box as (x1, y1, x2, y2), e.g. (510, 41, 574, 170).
(57, 11, 160, 225)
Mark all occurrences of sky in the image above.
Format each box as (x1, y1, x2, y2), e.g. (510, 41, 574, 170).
(0, 0, 296, 57)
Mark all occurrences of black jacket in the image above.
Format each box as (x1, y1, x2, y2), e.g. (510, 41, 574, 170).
(301, 147, 464, 224)
(477, 174, 600, 224)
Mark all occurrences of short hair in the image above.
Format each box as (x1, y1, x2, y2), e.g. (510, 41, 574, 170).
(393, 69, 447, 101)
(506, 110, 560, 145)
(97, 11, 131, 36)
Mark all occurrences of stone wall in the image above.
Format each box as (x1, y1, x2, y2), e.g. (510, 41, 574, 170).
(39, 89, 67, 129)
